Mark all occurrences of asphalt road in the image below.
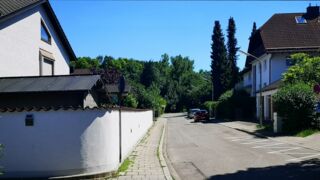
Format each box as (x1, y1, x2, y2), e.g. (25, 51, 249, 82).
(164, 113, 320, 180)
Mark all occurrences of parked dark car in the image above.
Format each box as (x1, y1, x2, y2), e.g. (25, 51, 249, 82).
(194, 110, 209, 122)
(188, 108, 200, 119)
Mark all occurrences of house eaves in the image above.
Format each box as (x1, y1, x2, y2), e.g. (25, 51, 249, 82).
(0, 0, 77, 62)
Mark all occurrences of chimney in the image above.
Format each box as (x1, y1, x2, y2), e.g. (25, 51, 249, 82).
(306, 5, 320, 19)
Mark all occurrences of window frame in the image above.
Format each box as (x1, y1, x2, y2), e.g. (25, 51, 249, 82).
(39, 49, 55, 76)
(41, 20, 51, 44)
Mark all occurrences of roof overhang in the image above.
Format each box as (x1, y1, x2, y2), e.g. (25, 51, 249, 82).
(266, 46, 320, 53)
(0, 0, 77, 62)
(257, 80, 282, 93)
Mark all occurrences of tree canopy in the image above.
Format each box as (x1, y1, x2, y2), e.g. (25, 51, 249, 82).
(72, 54, 212, 113)
(282, 53, 320, 86)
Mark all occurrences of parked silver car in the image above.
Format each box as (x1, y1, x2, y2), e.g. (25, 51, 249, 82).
(188, 108, 200, 119)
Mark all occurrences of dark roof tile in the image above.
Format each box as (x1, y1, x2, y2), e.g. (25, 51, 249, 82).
(0, 0, 42, 17)
(0, 75, 101, 93)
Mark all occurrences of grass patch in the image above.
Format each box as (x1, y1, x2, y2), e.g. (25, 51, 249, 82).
(256, 124, 273, 131)
(109, 157, 134, 178)
(295, 129, 320, 137)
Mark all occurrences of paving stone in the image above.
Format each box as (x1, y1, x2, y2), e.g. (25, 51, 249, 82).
(116, 119, 167, 179)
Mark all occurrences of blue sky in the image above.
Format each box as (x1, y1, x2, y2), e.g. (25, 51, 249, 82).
(51, 0, 314, 71)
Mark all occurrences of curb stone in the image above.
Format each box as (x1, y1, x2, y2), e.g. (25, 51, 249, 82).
(161, 118, 181, 180)
(158, 118, 173, 180)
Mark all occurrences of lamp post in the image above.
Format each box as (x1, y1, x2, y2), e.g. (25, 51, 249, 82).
(239, 50, 263, 126)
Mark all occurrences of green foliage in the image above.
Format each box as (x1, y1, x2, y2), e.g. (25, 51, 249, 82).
(282, 53, 320, 85)
(204, 101, 218, 110)
(140, 61, 160, 88)
(216, 90, 255, 119)
(123, 93, 138, 108)
(249, 22, 257, 39)
(71, 56, 100, 69)
(72, 53, 211, 113)
(227, 17, 239, 89)
(273, 82, 317, 133)
(116, 157, 134, 176)
(295, 129, 319, 137)
(211, 21, 229, 100)
(216, 90, 234, 118)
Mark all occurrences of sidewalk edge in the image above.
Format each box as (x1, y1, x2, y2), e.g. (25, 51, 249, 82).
(158, 118, 175, 180)
(160, 118, 181, 180)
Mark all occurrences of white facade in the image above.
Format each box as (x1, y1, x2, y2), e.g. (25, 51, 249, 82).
(251, 53, 291, 120)
(251, 54, 272, 92)
(0, 5, 70, 77)
(0, 109, 153, 178)
(270, 53, 290, 83)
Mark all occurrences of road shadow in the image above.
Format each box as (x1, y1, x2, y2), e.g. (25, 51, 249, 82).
(207, 158, 320, 180)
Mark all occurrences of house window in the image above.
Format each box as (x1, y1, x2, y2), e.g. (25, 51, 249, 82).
(41, 21, 51, 44)
(39, 49, 55, 76)
(42, 58, 54, 76)
(295, 16, 307, 24)
(248, 72, 252, 81)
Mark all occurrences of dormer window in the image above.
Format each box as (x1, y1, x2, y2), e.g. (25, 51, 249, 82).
(41, 21, 51, 44)
(295, 16, 307, 24)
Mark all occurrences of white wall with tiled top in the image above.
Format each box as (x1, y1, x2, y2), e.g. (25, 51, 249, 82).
(0, 5, 70, 77)
(0, 109, 153, 178)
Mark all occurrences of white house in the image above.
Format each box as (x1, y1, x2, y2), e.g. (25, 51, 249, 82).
(244, 5, 320, 121)
(0, 0, 76, 77)
(0, 1, 150, 178)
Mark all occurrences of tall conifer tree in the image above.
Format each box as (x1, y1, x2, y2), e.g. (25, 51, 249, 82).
(227, 17, 239, 89)
(250, 22, 257, 39)
(211, 21, 228, 100)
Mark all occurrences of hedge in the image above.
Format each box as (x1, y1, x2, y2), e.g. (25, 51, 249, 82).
(273, 82, 317, 133)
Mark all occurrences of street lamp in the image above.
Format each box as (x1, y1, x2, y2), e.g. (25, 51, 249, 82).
(238, 50, 263, 126)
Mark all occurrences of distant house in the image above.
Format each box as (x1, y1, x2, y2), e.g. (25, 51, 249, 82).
(243, 5, 320, 121)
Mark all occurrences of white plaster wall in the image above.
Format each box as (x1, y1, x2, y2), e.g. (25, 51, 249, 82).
(270, 53, 290, 83)
(121, 110, 153, 160)
(0, 5, 70, 77)
(252, 54, 272, 92)
(0, 109, 153, 178)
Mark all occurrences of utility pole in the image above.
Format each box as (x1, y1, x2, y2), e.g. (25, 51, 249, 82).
(239, 50, 263, 126)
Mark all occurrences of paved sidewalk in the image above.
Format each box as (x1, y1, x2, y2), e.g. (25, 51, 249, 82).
(218, 120, 320, 151)
(111, 118, 167, 180)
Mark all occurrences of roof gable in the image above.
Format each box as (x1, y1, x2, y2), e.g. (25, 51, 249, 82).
(0, 0, 76, 61)
(245, 7, 320, 71)
(260, 13, 320, 51)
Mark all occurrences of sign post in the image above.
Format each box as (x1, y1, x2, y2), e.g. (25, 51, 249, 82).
(118, 75, 125, 163)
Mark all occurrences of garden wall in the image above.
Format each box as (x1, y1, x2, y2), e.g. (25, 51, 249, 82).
(0, 108, 153, 178)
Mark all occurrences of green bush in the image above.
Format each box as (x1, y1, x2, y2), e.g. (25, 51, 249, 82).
(216, 90, 255, 119)
(123, 93, 138, 108)
(216, 90, 234, 119)
(203, 101, 218, 117)
(273, 82, 317, 133)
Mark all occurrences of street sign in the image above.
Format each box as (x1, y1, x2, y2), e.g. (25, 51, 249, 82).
(118, 75, 125, 94)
